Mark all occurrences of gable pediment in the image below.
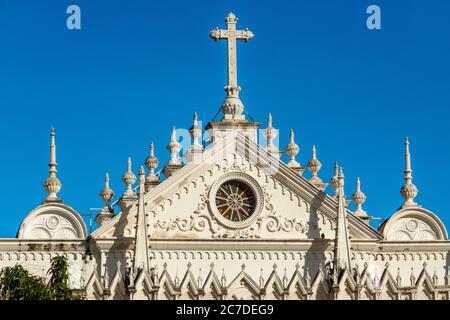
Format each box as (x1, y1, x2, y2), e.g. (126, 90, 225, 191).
(92, 132, 382, 242)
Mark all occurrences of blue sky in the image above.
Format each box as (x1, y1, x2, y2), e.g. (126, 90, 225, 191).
(0, 0, 449, 237)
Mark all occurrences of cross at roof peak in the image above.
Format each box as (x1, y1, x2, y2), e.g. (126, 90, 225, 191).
(209, 13, 254, 122)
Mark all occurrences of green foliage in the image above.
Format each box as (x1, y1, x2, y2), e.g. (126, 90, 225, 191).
(0, 256, 81, 300)
(47, 256, 72, 300)
(0, 265, 52, 300)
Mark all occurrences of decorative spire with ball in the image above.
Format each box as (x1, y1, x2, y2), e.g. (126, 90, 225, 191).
(285, 129, 305, 175)
(264, 113, 282, 159)
(352, 177, 368, 219)
(96, 173, 115, 226)
(400, 137, 419, 208)
(186, 112, 203, 163)
(306, 145, 328, 191)
(144, 142, 160, 191)
(330, 162, 339, 199)
(122, 157, 137, 198)
(43, 128, 62, 203)
(163, 126, 183, 178)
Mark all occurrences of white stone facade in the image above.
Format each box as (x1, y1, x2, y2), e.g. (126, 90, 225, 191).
(0, 13, 449, 300)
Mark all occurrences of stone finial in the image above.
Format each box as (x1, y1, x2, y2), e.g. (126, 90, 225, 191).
(153, 265, 159, 283)
(187, 113, 203, 163)
(122, 157, 137, 197)
(100, 173, 114, 209)
(190, 112, 202, 147)
(285, 129, 305, 175)
(433, 268, 438, 285)
(330, 162, 339, 199)
(43, 128, 62, 203)
(167, 126, 181, 166)
(145, 142, 160, 190)
(163, 127, 183, 178)
(400, 137, 419, 208)
(138, 166, 145, 185)
(338, 166, 345, 187)
(306, 145, 328, 190)
(174, 269, 180, 287)
(225, 12, 238, 24)
(283, 268, 288, 288)
(259, 268, 265, 288)
(352, 177, 368, 218)
(396, 267, 402, 287)
(264, 113, 282, 159)
(410, 267, 416, 286)
(221, 269, 227, 288)
(197, 268, 203, 288)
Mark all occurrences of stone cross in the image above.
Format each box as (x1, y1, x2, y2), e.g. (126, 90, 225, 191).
(209, 13, 254, 97)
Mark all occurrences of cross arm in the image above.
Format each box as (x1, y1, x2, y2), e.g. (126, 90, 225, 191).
(209, 28, 255, 42)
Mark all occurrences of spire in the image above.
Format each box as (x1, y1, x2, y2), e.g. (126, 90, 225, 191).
(410, 267, 416, 286)
(352, 177, 368, 219)
(264, 113, 282, 159)
(122, 157, 137, 198)
(259, 268, 265, 289)
(99, 173, 115, 210)
(221, 269, 227, 288)
(332, 166, 352, 286)
(400, 137, 419, 208)
(306, 145, 328, 191)
(43, 128, 63, 203)
(139, 165, 145, 183)
(96, 173, 115, 226)
(283, 268, 288, 289)
(190, 112, 202, 147)
(163, 127, 183, 178)
(330, 162, 339, 199)
(144, 142, 160, 191)
(285, 129, 305, 175)
(167, 126, 181, 166)
(131, 165, 151, 276)
(186, 112, 203, 163)
(396, 267, 402, 287)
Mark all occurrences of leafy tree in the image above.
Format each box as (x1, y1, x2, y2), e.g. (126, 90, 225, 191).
(0, 256, 80, 300)
(47, 256, 72, 300)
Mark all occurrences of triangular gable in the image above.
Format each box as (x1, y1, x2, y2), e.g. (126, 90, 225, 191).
(264, 268, 285, 299)
(92, 131, 382, 241)
(227, 269, 261, 299)
(202, 267, 223, 299)
(179, 267, 199, 299)
(108, 266, 128, 300)
(287, 268, 310, 299)
(84, 269, 104, 300)
(157, 268, 178, 299)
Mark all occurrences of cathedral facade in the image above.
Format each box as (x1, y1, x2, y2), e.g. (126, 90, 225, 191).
(1, 13, 449, 300)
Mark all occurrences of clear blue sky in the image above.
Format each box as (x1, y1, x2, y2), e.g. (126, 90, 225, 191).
(0, 0, 449, 237)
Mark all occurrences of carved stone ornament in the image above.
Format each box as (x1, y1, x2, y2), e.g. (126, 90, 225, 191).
(208, 172, 264, 229)
(18, 203, 87, 239)
(389, 218, 436, 241)
(152, 169, 311, 239)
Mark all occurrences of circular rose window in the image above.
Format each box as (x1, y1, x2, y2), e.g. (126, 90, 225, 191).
(209, 173, 263, 229)
(215, 180, 256, 222)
